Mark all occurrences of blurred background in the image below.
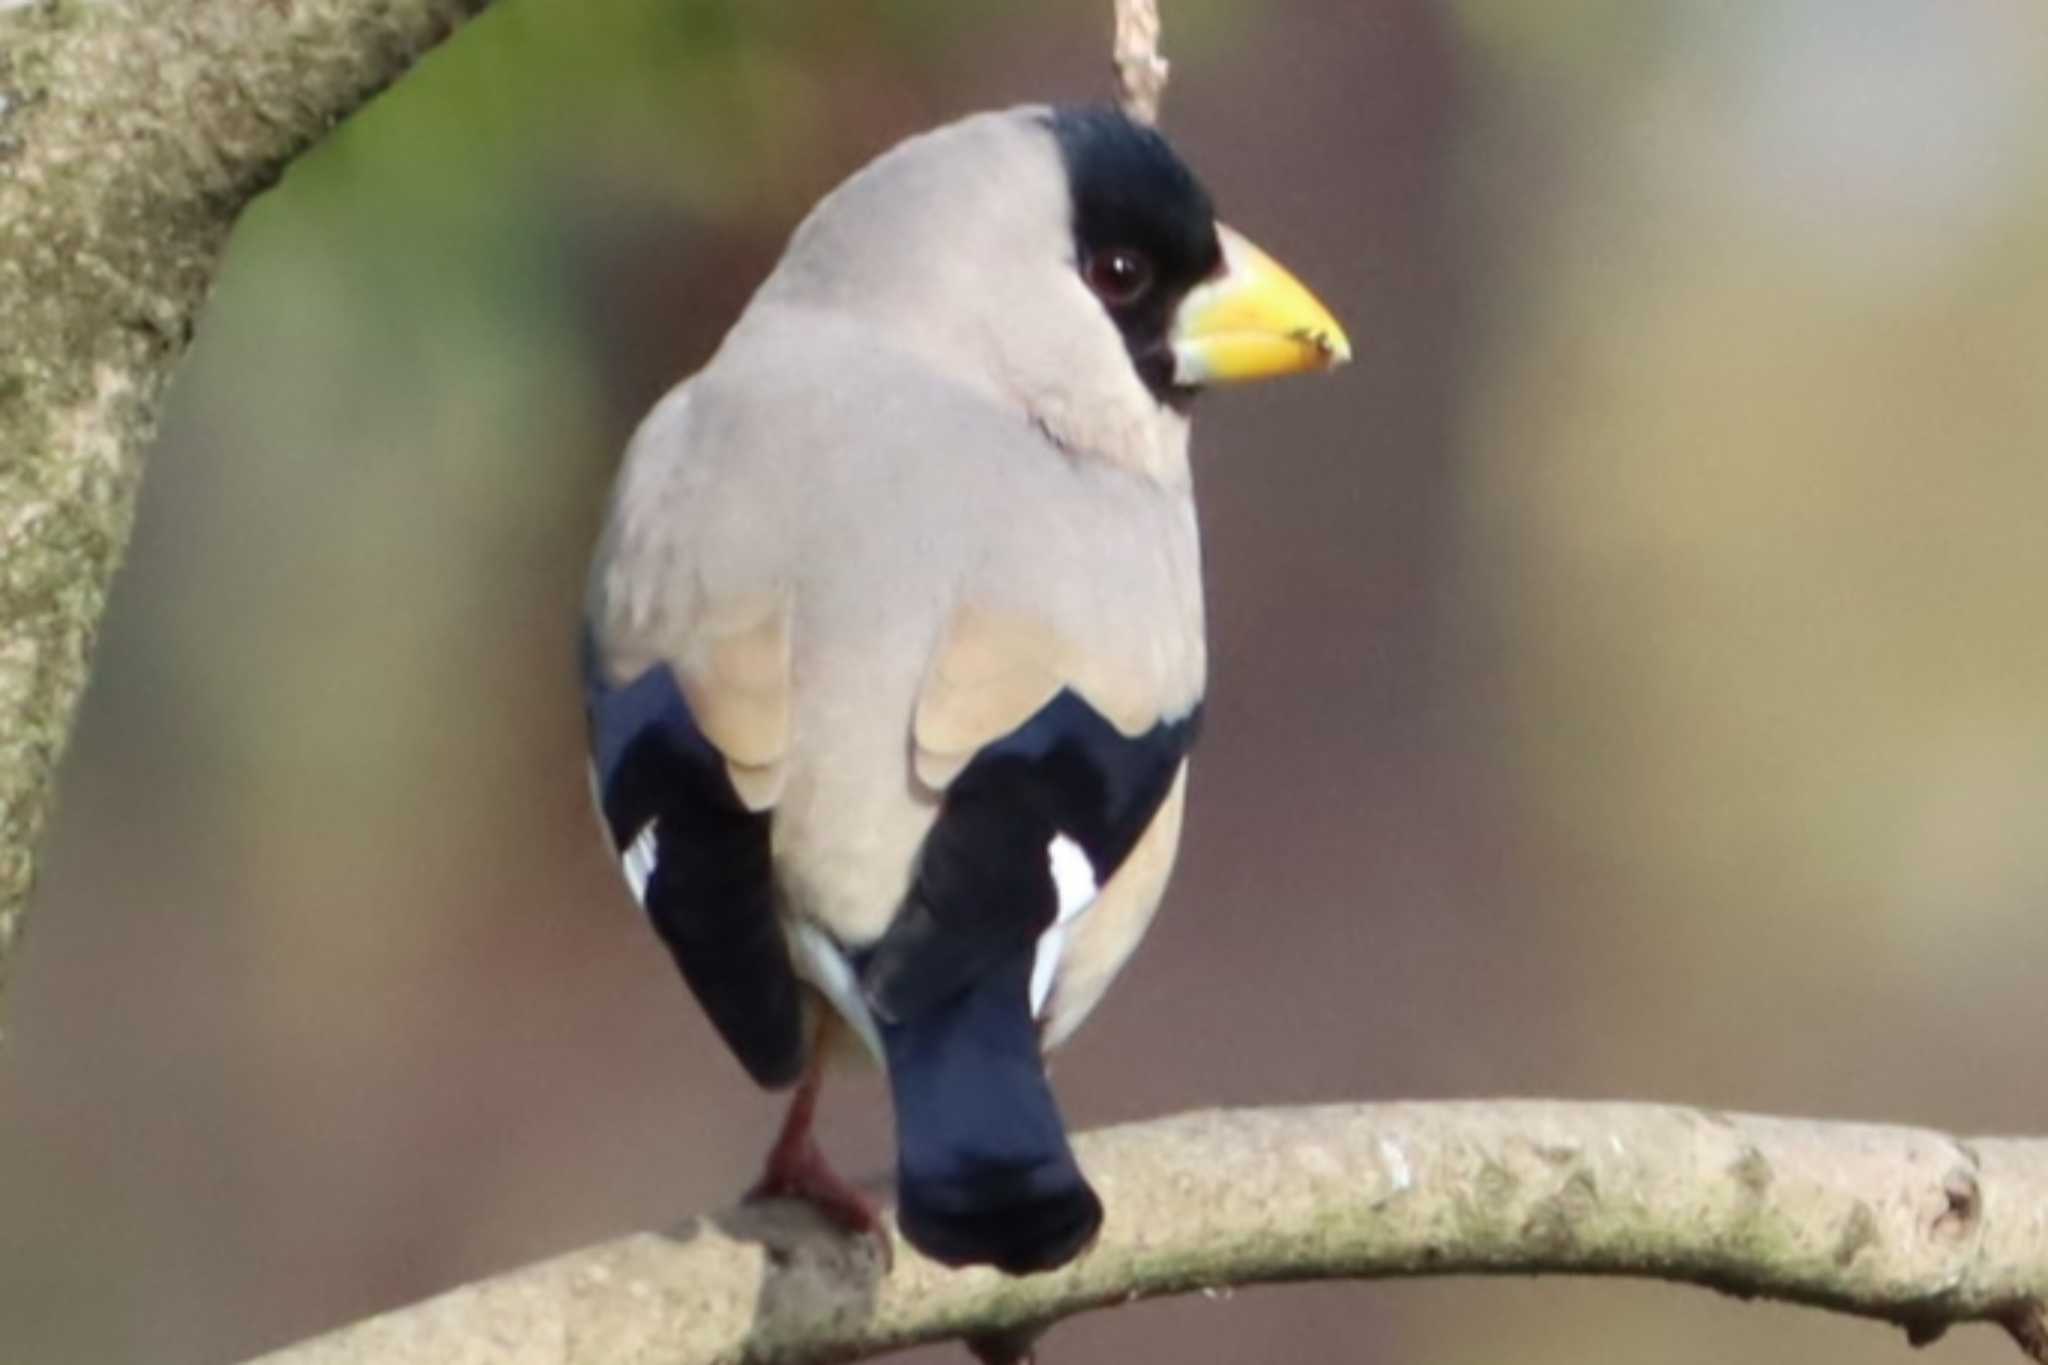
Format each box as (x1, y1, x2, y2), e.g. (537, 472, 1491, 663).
(6, 0, 2048, 1360)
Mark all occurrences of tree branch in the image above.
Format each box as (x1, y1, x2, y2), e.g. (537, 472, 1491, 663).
(17, 10, 2048, 1365)
(244, 1102, 2048, 1364)
(0, 0, 491, 1026)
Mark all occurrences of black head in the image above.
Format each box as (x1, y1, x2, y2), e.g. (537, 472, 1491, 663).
(1042, 106, 1224, 399)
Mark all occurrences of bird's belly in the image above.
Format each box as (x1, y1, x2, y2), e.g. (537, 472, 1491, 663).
(773, 787, 930, 947)
(769, 646, 938, 947)
(771, 749, 936, 1069)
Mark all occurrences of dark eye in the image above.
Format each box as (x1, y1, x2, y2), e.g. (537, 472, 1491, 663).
(1082, 247, 1155, 307)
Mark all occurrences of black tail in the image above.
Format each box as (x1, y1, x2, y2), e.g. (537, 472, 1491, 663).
(877, 951, 1102, 1274)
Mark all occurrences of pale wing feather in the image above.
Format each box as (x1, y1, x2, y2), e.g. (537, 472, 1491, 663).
(589, 386, 797, 814)
(674, 590, 793, 811)
(913, 603, 1173, 791)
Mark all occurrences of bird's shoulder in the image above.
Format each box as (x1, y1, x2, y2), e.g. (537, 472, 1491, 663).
(911, 602, 1192, 792)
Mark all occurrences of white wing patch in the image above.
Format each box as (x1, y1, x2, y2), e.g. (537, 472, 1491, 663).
(621, 820, 659, 907)
(789, 920, 883, 1062)
(1030, 834, 1100, 1018)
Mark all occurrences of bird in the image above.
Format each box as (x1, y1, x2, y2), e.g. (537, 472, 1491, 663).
(582, 103, 1348, 1277)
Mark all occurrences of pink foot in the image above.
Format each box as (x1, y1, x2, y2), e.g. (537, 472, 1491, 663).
(746, 1136, 893, 1269)
(746, 1054, 893, 1268)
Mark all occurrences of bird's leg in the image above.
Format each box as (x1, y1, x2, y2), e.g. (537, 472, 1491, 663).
(746, 1030, 889, 1260)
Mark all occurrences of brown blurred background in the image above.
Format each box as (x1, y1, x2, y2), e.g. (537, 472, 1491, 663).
(6, 1, 2048, 1361)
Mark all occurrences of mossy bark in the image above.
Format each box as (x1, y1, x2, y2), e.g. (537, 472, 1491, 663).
(0, 0, 489, 1026)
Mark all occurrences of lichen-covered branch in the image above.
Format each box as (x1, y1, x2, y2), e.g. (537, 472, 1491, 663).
(245, 1102, 2048, 1365)
(1112, 0, 1168, 124)
(0, 0, 490, 1025)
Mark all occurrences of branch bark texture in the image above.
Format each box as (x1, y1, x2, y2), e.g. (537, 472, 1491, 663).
(248, 1102, 2048, 1365)
(0, 0, 489, 1020)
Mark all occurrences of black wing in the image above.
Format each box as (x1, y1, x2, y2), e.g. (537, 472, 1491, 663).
(584, 642, 805, 1088)
(859, 687, 1200, 1023)
(860, 686, 1198, 1272)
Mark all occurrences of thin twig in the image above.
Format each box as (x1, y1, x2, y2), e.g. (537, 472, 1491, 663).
(1112, 0, 1168, 124)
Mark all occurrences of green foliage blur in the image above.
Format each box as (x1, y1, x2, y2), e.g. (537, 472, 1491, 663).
(4, 2, 2047, 1363)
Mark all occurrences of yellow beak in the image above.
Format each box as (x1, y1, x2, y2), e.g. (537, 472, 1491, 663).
(1170, 224, 1351, 386)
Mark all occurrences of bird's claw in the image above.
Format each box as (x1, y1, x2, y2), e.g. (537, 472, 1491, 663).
(746, 1136, 895, 1271)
